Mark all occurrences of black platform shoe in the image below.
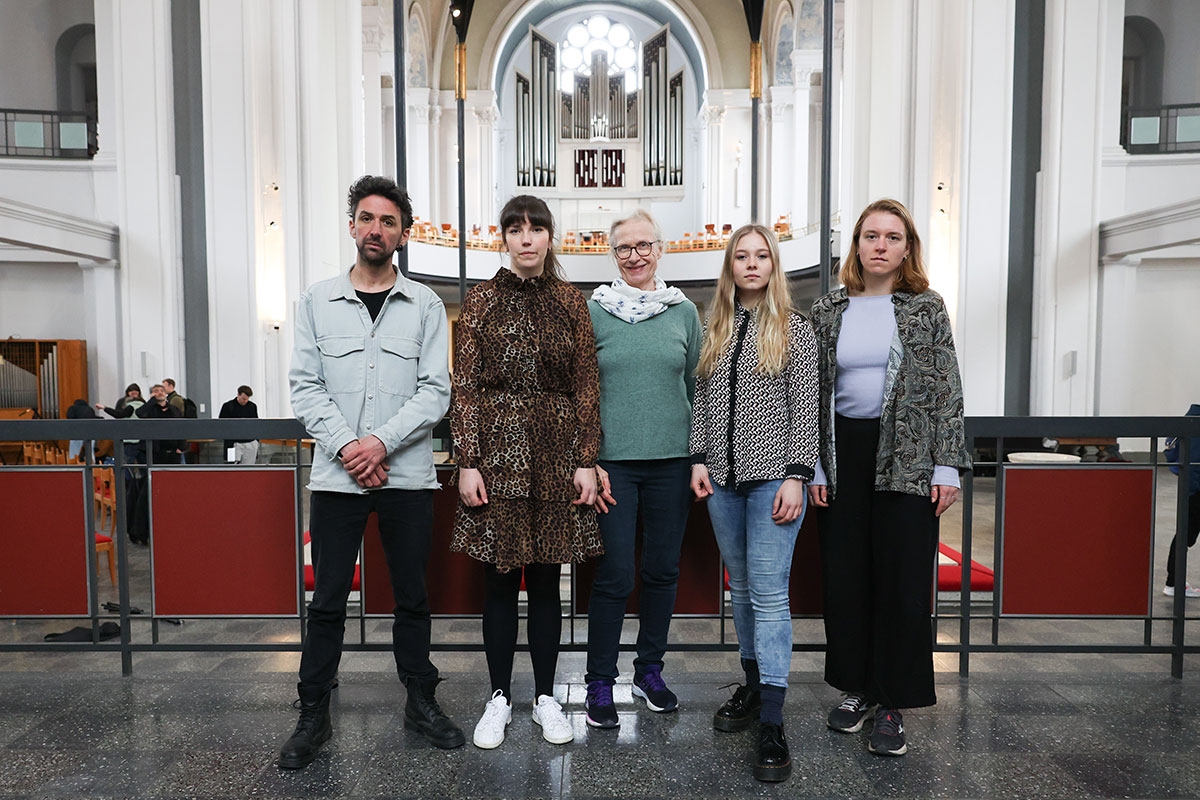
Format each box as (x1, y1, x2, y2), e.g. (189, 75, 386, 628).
(753, 721, 792, 782)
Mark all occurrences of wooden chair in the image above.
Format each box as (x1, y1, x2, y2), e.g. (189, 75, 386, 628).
(93, 467, 117, 585)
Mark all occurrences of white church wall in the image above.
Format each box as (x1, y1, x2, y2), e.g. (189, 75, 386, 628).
(0, 261, 86, 340)
(1125, 0, 1200, 106)
(1098, 255, 1200, 419)
(0, 0, 94, 110)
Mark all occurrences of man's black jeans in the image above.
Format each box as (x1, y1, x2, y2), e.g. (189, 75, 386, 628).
(298, 489, 437, 701)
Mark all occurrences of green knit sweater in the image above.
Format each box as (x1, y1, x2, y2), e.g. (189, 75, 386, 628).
(589, 298, 702, 461)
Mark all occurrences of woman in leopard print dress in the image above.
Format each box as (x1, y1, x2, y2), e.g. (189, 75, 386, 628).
(689, 223, 819, 783)
(450, 194, 602, 749)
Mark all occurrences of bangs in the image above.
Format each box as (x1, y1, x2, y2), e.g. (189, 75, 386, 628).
(499, 195, 554, 232)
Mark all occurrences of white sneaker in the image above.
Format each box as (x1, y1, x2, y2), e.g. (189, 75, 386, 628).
(1163, 583, 1200, 598)
(531, 694, 574, 744)
(472, 689, 512, 749)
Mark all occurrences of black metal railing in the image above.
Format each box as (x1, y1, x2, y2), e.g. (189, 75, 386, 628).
(0, 108, 97, 158)
(1121, 103, 1200, 154)
(0, 416, 1197, 678)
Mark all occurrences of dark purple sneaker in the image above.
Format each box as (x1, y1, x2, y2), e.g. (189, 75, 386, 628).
(585, 679, 619, 728)
(632, 665, 678, 713)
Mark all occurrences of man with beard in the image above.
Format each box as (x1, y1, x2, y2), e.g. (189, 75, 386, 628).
(281, 176, 463, 768)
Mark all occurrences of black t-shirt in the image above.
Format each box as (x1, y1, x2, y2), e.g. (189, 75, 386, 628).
(356, 289, 390, 322)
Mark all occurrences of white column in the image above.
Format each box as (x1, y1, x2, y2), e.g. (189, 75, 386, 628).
(199, 0, 260, 413)
(765, 86, 794, 226)
(80, 259, 121, 402)
(700, 103, 726, 228)
(1095, 255, 1140, 415)
(792, 50, 822, 228)
(405, 88, 435, 217)
(294, 1, 365, 286)
(362, 7, 385, 175)
(1031, 0, 1108, 415)
(102, 0, 181, 389)
(841, 0, 916, 218)
(954, 0, 1016, 417)
(468, 93, 500, 231)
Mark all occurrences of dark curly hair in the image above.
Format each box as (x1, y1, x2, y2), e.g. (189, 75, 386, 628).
(347, 175, 413, 230)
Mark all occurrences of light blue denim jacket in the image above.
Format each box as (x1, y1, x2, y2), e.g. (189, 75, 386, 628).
(289, 268, 450, 493)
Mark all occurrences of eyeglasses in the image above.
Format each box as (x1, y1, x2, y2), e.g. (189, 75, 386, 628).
(613, 240, 659, 259)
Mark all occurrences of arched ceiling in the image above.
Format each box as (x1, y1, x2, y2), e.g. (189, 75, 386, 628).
(490, 0, 709, 109)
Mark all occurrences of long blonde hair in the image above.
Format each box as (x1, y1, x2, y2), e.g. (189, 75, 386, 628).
(697, 224, 794, 379)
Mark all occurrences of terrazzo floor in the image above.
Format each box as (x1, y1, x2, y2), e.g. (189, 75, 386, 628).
(3, 638, 1200, 798)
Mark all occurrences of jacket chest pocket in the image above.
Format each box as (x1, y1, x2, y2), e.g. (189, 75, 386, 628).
(379, 336, 421, 396)
(317, 334, 366, 393)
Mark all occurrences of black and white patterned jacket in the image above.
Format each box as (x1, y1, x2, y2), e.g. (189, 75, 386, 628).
(689, 305, 820, 489)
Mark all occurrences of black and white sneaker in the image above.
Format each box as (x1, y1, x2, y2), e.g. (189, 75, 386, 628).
(827, 693, 875, 733)
(868, 708, 907, 756)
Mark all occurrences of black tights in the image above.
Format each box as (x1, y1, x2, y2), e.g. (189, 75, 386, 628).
(483, 562, 563, 700)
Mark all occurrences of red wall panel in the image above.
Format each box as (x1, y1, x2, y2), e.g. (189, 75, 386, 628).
(0, 471, 89, 615)
(1001, 466, 1154, 616)
(151, 469, 298, 616)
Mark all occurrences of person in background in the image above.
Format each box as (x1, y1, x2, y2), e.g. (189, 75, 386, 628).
(136, 383, 183, 464)
(451, 194, 602, 750)
(808, 198, 971, 757)
(689, 223, 819, 783)
(1163, 404, 1200, 597)
(66, 398, 98, 460)
(583, 209, 701, 729)
(219, 385, 259, 464)
(162, 378, 186, 416)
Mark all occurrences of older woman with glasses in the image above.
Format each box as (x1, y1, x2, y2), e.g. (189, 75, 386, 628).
(582, 209, 702, 729)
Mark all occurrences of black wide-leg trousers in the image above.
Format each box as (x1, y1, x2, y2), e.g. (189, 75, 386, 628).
(819, 415, 939, 710)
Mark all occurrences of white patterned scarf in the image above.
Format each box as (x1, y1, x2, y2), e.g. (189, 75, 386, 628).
(591, 277, 686, 324)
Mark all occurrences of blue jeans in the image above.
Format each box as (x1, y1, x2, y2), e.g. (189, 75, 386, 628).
(585, 458, 691, 683)
(706, 479, 804, 688)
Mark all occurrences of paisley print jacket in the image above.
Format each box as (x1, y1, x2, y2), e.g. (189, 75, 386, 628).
(809, 287, 971, 499)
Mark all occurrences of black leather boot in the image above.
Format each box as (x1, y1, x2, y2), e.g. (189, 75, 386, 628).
(713, 684, 762, 732)
(754, 721, 792, 782)
(278, 688, 332, 770)
(404, 676, 466, 749)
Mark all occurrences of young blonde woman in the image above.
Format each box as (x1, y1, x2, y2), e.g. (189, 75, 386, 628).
(690, 224, 819, 782)
(808, 198, 971, 757)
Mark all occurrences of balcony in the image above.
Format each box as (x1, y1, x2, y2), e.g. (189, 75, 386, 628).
(0, 108, 97, 159)
(1121, 103, 1200, 155)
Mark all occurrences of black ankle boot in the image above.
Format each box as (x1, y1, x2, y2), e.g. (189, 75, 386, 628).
(404, 676, 466, 749)
(713, 684, 762, 732)
(278, 690, 332, 769)
(754, 721, 792, 782)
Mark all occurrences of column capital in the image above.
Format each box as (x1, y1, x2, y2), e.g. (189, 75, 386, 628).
(701, 104, 726, 125)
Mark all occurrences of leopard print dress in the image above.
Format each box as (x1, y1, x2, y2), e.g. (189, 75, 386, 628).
(450, 267, 604, 572)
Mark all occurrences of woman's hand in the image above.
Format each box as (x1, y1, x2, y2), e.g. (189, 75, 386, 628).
(808, 483, 829, 508)
(458, 467, 488, 507)
(573, 467, 598, 506)
(931, 484, 958, 517)
(690, 463, 713, 500)
(594, 465, 616, 513)
(772, 479, 806, 524)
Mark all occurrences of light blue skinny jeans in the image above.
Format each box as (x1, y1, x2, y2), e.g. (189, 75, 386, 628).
(706, 479, 804, 688)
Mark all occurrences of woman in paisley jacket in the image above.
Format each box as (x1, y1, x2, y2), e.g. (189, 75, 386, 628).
(451, 195, 603, 750)
(690, 223, 819, 783)
(808, 198, 971, 758)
